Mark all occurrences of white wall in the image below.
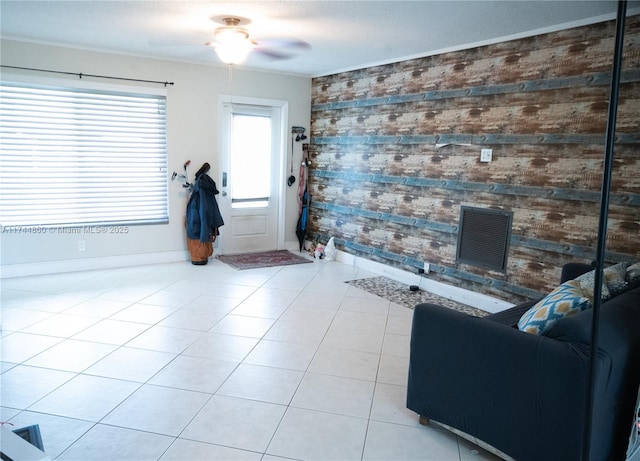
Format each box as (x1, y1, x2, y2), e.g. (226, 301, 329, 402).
(0, 40, 311, 275)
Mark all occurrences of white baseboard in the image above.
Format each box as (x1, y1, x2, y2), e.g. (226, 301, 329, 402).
(3, 241, 309, 279)
(335, 249, 514, 313)
(0, 251, 189, 279)
(1, 245, 515, 313)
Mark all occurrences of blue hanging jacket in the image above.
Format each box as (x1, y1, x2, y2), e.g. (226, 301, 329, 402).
(186, 174, 224, 242)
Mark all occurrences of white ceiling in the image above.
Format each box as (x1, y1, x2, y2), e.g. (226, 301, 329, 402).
(1, 1, 638, 77)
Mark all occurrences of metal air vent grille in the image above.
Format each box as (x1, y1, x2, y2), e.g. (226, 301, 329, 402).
(456, 206, 513, 272)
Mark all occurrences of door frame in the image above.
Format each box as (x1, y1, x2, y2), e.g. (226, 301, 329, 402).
(217, 95, 288, 254)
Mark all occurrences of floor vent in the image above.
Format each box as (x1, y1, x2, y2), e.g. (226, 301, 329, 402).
(456, 206, 513, 272)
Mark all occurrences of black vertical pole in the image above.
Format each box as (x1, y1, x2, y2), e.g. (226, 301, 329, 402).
(582, 2, 627, 460)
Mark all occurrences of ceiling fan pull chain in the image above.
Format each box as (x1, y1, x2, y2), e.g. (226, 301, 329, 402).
(228, 64, 234, 103)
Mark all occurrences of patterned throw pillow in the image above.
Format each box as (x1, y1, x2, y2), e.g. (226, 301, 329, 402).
(518, 280, 592, 335)
(576, 269, 610, 302)
(604, 262, 629, 296)
(575, 262, 631, 301)
(626, 262, 640, 287)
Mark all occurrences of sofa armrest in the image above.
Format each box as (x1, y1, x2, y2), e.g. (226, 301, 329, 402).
(407, 303, 591, 461)
(483, 299, 537, 327)
(483, 262, 594, 328)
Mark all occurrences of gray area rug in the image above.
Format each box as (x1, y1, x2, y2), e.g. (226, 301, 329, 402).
(345, 276, 490, 317)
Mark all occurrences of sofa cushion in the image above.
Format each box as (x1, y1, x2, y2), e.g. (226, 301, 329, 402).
(576, 269, 610, 301)
(627, 262, 640, 288)
(605, 262, 630, 297)
(574, 262, 630, 301)
(517, 280, 592, 335)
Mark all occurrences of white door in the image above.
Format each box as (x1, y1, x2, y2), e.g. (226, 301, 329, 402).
(217, 96, 287, 255)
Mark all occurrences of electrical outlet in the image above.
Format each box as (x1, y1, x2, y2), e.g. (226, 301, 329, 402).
(423, 262, 430, 273)
(480, 148, 492, 163)
(78, 240, 86, 252)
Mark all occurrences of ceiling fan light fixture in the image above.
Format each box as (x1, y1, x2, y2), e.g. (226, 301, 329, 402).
(211, 17, 254, 65)
(214, 41, 253, 64)
(214, 23, 249, 41)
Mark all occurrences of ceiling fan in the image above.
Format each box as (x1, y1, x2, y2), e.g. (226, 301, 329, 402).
(205, 16, 310, 65)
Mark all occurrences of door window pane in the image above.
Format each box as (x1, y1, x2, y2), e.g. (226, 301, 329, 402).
(231, 113, 271, 208)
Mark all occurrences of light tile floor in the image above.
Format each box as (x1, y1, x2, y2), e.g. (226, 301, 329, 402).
(1, 257, 501, 460)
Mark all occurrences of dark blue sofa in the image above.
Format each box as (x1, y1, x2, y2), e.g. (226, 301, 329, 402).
(407, 277, 640, 460)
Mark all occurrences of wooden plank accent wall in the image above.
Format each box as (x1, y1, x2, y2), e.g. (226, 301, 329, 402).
(309, 16, 640, 303)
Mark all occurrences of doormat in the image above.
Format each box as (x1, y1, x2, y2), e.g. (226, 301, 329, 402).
(345, 276, 489, 317)
(217, 250, 313, 270)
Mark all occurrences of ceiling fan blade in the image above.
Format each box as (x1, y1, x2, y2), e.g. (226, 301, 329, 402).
(254, 37, 310, 50)
(254, 48, 296, 60)
(253, 37, 311, 60)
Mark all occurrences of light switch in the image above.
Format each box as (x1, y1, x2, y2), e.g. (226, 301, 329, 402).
(480, 148, 492, 163)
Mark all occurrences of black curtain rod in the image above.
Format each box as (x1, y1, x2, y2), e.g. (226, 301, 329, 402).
(0, 65, 174, 87)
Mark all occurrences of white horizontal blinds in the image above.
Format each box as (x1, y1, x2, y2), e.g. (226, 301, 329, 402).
(0, 82, 168, 227)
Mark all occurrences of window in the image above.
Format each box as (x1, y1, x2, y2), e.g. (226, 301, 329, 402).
(229, 107, 273, 209)
(0, 80, 168, 228)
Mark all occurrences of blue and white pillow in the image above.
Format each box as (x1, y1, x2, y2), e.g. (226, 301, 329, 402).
(518, 280, 592, 335)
